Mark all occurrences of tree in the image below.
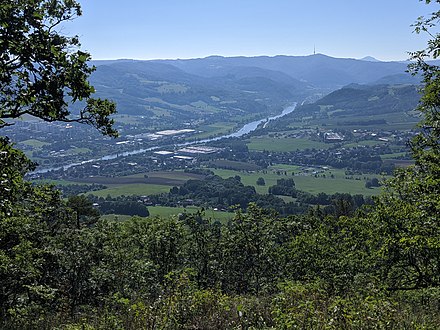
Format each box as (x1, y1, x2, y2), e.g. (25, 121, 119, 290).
(0, 1, 118, 323)
(364, 0, 440, 291)
(0, 0, 117, 136)
(256, 177, 266, 186)
(67, 195, 100, 229)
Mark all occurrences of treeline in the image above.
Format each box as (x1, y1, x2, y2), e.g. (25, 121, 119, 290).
(148, 175, 372, 217)
(88, 195, 150, 217)
(54, 183, 107, 197)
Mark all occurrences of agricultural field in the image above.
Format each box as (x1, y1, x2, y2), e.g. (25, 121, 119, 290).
(81, 171, 205, 197)
(148, 206, 234, 222)
(101, 206, 234, 223)
(206, 159, 262, 171)
(45, 163, 387, 199)
(113, 114, 146, 125)
(380, 152, 408, 160)
(88, 184, 171, 198)
(210, 166, 386, 196)
(191, 122, 236, 139)
(32, 178, 82, 186)
(19, 139, 50, 148)
(246, 137, 330, 152)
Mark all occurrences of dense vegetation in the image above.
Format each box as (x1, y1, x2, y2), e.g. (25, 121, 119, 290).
(2, 0, 440, 329)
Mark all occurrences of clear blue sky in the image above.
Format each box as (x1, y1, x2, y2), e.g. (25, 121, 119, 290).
(65, 0, 435, 61)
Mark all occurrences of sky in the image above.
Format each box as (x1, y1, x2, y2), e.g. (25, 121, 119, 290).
(64, 0, 436, 62)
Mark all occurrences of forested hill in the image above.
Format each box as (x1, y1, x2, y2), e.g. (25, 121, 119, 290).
(87, 59, 312, 118)
(156, 54, 413, 88)
(86, 55, 417, 120)
(294, 83, 421, 117)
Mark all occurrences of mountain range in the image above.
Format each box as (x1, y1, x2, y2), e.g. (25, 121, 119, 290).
(88, 54, 421, 121)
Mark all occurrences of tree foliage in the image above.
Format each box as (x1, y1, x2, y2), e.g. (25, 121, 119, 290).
(362, 0, 440, 291)
(0, 0, 117, 136)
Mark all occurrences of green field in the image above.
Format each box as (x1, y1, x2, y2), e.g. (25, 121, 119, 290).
(113, 115, 144, 125)
(100, 214, 138, 222)
(148, 206, 234, 222)
(19, 139, 50, 148)
(89, 184, 172, 197)
(34, 164, 385, 198)
(247, 137, 330, 152)
(210, 166, 385, 196)
(101, 206, 234, 222)
(343, 140, 389, 148)
(206, 159, 262, 171)
(380, 152, 408, 160)
(32, 179, 82, 186)
(191, 122, 236, 139)
(83, 171, 205, 197)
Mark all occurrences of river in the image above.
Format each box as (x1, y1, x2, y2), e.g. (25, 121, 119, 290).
(32, 102, 297, 174)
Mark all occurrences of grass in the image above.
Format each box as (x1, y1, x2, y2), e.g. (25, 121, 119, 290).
(89, 184, 171, 197)
(100, 214, 137, 222)
(83, 171, 206, 198)
(101, 207, 234, 223)
(31, 179, 81, 186)
(126, 171, 205, 181)
(384, 159, 415, 168)
(19, 139, 50, 148)
(293, 174, 384, 195)
(157, 83, 188, 94)
(380, 152, 408, 160)
(247, 137, 329, 152)
(269, 164, 302, 171)
(75, 171, 204, 186)
(343, 140, 389, 148)
(206, 160, 262, 171)
(113, 115, 145, 125)
(148, 206, 234, 222)
(191, 122, 236, 139)
(210, 166, 386, 196)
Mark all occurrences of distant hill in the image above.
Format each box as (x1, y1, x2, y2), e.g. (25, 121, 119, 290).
(370, 73, 422, 85)
(360, 56, 381, 62)
(157, 54, 409, 88)
(295, 83, 420, 117)
(88, 60, 312, 120)
(85, 55, 417, 123)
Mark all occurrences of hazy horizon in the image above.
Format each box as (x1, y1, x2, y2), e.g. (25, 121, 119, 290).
(89, 53, 404, 63)
(68, 0, 433, 62)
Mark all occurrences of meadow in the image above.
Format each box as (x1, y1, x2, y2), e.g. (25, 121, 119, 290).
(101, 206, 234, 222)
(210, 166, 385, 196)
(247, 137, 329, 152)
(64, 164, 386, 198)
(79, 171, 204, 197)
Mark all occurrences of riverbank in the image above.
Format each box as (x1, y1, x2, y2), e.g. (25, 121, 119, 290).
(31, 103, 298, 174)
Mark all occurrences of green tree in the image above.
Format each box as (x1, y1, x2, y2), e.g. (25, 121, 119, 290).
(220, 204, 279, 294)
(0, 0, 117, 136)
(67, 195, 100, 229)
(256, 177, 266, 186)
(364, 0, 440, 290)
(0, 0, 118, 325)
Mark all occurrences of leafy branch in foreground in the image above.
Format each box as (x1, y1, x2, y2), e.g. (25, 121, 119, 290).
(0, 0, 117, 136)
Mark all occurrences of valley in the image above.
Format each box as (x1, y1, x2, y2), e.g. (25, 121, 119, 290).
(6, 55, 421, 220)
